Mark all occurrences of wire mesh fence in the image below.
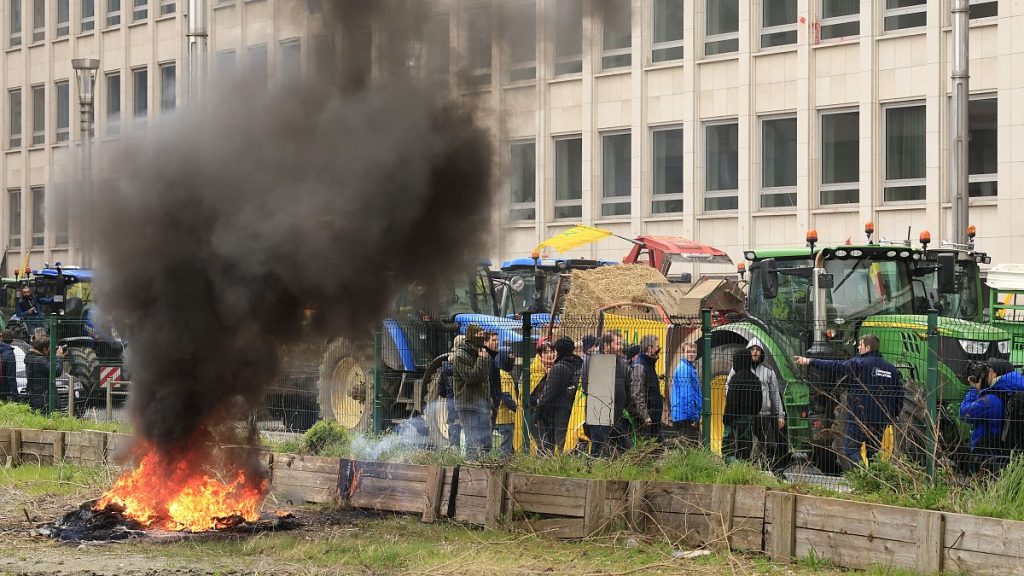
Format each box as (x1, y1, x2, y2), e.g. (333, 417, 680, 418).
(9, 307, 1024, 488)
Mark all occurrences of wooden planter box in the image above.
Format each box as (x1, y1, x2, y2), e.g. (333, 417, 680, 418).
(18, 429, 63, 465)
(64, 431, 110, 467)
(342, 460, 455, 522)
(269, 454, 341, 505)
(0, 429, 12, 462)
(632, 481, 766, 551)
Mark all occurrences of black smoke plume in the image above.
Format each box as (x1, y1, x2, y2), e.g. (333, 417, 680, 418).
(88, 0, 494, 453)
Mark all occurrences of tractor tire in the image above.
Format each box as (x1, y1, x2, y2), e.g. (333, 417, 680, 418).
(701, 343, 745, 455)
(67, 347, 100, 409)
(896, 379, 929, 466)
(317, 339, 374, 431)
(829, 391, 854, 472)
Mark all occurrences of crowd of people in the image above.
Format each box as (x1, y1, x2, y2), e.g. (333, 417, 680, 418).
(0, 326, 66, 413)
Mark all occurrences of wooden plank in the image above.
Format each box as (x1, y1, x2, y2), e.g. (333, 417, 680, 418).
(709, 484, 736, 552)
(457, 467, 490, 498)
(648, 511, 712, 544)
(584, 480, 608, 536)
(276, 454, 342, 475)
(768, 492, 796, 561)
(356, 478, 425, 498)
(485, 470, 507, 530)
(733, 485, 767, 519)
(943, 510, 1024, 558)
(350, 492, 424, 513)
(627, 480, 649, 531)
(645, 482, 716, 515)
(271, 482, 337, 505)
(793, 494, 921, 544)
(20, 429, 58, 444)
(795, 527, 917, 571)
(944, 547, 1024, 576)
(352, 462, 429, 483)
(455, 493, 487, 525)
(8, 429, 20, 466)
(87, 431, 109, 465)
(421, 466, 444, 523)
(513, 517, 585, 539)
(53, 432, 65, 462)
(508, 492, 586, 517)
(508, 473, 591, 498)
(916, 510, 943, 575)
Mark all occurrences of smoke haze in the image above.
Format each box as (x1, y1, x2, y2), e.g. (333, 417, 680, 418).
(88, 0, 494, 453)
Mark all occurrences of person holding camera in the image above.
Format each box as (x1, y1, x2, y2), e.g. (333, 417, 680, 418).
(960, 358, 1024, 470)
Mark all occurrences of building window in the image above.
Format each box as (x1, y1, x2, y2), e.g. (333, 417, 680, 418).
(216, 49, 236, 74)
(554, 136, 583, 219)
(133, 67, 148, 120)
(762, 0, 796, 48)
(81, 0, 94, 31)
(652, 0, 683, 62)
(106, 0, 119, 26)
(820, 110, 859, 205)
(884, 103, 926, 202)
(652, 127, 683, 214)
(705, 122, 739, 211)
(883, 0, 925, 31)
(160, 62, 175, 111)
(505, 2, 535, 82)
(133, 0, 146, 20)
(158, 0, 173, 15)
(248, 43, 268, 90)
(425, 12, 450, 80)
(9, 0, 22, 47)
(820, 0, 858, 40)
(106, 71, 120, 135)
(601, 132, 631, 217)
(970, 0, 997, 19)
(968, 96, 997, 198)
(279, 39, 301, 83)
(706, 0, 738, 56)
(341, 24, 371, 92)
(601, 0, 631, 69)
(509, 141, 536, 221)
(31, 85, 44, 146)
(8, 190, 21, 249)
(464, 6, 492, 89)
(760, 116, 797, 209)
(56, 81, 69, 143)
(8, 89, 21, 148)
(554, 0, 582, 75)
(31, 0, 43, 42)
(56, 0, 69, 36)
(31, 187, 44, 248)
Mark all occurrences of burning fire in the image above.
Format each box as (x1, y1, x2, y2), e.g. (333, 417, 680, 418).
(95, 449, 268, 532)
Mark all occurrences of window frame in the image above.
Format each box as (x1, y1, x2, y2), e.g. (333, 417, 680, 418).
(31, 0, 43, 42)
(760, 114, 798, 210)
(159, 61, 176, 111)
(158, 0, 173, 16)
(703, 120, 740, 212)
(133, 0, 147, 21)
(10, 0, 22, 47)
(966, 94, 997, 199)
(704, 0, 739, 56)
(969, 0, 997, 19)
(509, 139, 537, 222)
(882, 101, 927, 204)
(105, 70, 121, 135)
(30, 84, 45, 147)
(600, 130, 632, 217)
(8, 88, 22, 148)
(30, 186, 45, 248)
(56, 0, 69, 36)
(278, 38, 301, 83)
(503, 1, 535, 83)
(819, 0, 859, 41)
(651, 0, 683, 63)
(882, 0, 926, 32)
(760, 0, 797, 49)
(55, 80, 70, 143)
(106, 0, 120, 26)
(463, 5, 493, 89)
(553, 135, 584, 220)
(132, 66, 148, 121)
(553, 0, 583, 76)
(600, 0, 632, 70)
(81, 0, 95, 32)
(818, 108, 860, 206)
(8, 189, 21, 250)
(650, 125, 684, 215)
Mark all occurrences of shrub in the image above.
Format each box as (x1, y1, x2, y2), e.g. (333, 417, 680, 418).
(301, 421, 351, 456)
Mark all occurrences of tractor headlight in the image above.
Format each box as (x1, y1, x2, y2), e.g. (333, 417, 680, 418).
(998, 340, 1011, 355)
(959, 339, 989, 355)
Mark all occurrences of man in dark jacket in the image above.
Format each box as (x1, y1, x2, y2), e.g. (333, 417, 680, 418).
(629, 335, 663, 442)
(25, 340, 63, 413)
(584, 331, 628, 456)
(452, 324, 493, 459)
(795, 334, 904, 470)
(15, 287, 42, 331)
(0, 330, 16, 402)
(535, 337, 583, 453)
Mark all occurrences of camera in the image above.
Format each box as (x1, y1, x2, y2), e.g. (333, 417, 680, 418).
(966, 360, 989, 388)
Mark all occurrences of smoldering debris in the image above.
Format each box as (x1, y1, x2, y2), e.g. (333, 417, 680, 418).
(86, 0, 495, 454)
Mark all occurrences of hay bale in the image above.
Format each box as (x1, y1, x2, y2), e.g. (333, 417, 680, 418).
(561, 264, 668, 318)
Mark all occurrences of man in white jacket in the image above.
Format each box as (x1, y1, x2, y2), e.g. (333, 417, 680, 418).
(724, 338, 788, 471)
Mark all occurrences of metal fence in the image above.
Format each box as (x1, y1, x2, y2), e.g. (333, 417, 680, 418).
(10, 308, 1024, 486)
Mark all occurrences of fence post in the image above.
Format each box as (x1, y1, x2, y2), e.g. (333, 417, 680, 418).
(373, 330, 383, 435)
(926, 309, 939, 481)
(701, 308, 713, 447)
(520, 312, 532, 453)
(48, 315, 58, 414)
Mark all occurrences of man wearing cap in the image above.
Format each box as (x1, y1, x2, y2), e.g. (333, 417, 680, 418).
(795, 334, 903, 470)
(452, 324, 494, 459)
(534, 337, 584, 453)
(961, 359, 1024, 470)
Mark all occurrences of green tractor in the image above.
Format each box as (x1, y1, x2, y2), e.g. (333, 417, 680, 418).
(708, 227, 1009, 474)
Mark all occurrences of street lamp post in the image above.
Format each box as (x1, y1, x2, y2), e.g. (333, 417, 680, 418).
(71, 58, 99, 268)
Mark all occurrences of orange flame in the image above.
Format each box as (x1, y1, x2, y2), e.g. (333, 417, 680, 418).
(95, 449, 268, 532)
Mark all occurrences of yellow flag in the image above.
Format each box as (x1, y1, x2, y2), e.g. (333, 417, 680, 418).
(534, 225, 612, 255)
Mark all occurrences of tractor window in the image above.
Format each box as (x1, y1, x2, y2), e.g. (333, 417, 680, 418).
(748, 258, 813, 345)
(445, 271, 496, 317)
(825, 258, 914, 320)
(915, 259, 981, 321)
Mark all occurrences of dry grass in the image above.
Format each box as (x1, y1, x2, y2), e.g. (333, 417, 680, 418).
(561, 264, 668, 318)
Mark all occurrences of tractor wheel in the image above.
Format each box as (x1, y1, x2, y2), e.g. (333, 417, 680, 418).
(317, 339, 373, 431)
(829, 391, 855, 472)
(700, 343, 745, 456)
(67, 347, 100, 410)
(896, 379, 929, 466)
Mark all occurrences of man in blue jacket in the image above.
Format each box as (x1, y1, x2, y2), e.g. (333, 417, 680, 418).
(795, 334, 904, 470)
(670, 342, 701, 445)
(960, 358, 1024, 470)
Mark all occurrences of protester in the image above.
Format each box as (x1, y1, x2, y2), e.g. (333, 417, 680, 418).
(746, 339, 788, 471)
(15, 287, 42, 330)
(25, 340, 64, 413)
(493, 347, 519, 455)
(482, 331, 501, 423)
(0, 330, 15, 402)
(723, 348, 762, 461)
(629, 335, 664, 442)
(584, 331, 629, 456)
(438, 336, 462, 448)
(534, 337, 583, 453)
(452, 324, 493, 459)
(670, 342, 702, 445)
(960, 364, 1005, 471)
(795, 334, 904, 470)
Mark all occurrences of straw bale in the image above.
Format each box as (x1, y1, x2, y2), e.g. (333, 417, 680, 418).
(561, 265, 668, 318)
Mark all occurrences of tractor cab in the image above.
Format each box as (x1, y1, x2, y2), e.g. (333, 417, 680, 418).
(910, 227, 990, 323)
(499, 257, 615, 316)
(623, 236, 735, 282)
